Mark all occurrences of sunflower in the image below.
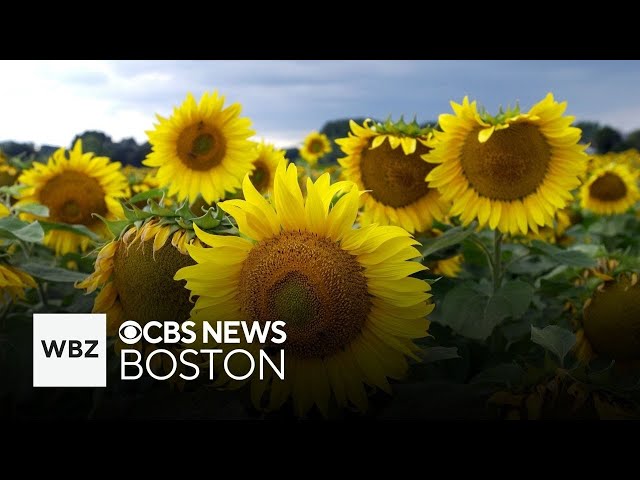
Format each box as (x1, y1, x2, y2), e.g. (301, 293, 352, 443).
(0, 151, 18, 187)
(426, 93, 588, 236)
(431, 254, 463, 278)
(586, 149, 640, 177)
(575, 272, 640, 364)
(337, 119, 449, 233)
(16, 140, 129, 255)
(248, 141, 285, 195)
(299, 131, 332, 166)
(131, 170, 160, 195)
(144, 91, 256, 204)
(529, 208, 575, 245)
(77, 219, 202, 345)
(580, 163, 639, 215)
(0, 263, 36, 305)
(175, 162, 433, 416)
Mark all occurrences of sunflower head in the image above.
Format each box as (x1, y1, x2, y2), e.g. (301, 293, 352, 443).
(175, 161, 433, 416)
(529, 207, 576, 245)
(0, 150, 18, 187)
(586, 150, 640, 178)
(430, 254, 463, 278)
(580, 163, 639, 215)
(0, 263, 36, 305)
(575, 272, 640, 364)
(426, 93, 588, 236)
(15, 140, 129, 255)
(248, 141, 286, 195)
(130, 169, 159, 193)
(299, 131, 332, 166)
(77, 196, 236, 341)
(337, 118, 449, 233)
(144, 91, 256, 205)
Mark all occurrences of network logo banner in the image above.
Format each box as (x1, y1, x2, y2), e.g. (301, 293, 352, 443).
(33, 313, 106, 387)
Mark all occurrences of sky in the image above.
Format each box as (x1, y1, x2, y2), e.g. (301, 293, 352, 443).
(1, 60, 640, 149)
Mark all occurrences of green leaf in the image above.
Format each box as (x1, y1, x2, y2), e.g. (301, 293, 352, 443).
(553, 250, 596, 268)
(92, 214, 132, 238)
(421, 224, 475, 258)
(13, 202, 49, 217)
(471, 364, 525, 387)
(39, 221, 101, 241)
(498, 280, 534, 318)
(174, 201, 196, 220)
(439, 280, 533, 341)
(192, 210, 221, 230)
(0, 184, 27, 197)
(484, 293, 512, 328)
(128, 188, 165, 204)
(530, 240, 561, 256)
(588, 215, 629, 237)
(149, 199, 177, 216)
(530, 325, 576, 366)
(501, 320, 532, 350)
(122, 203, 154, 222)
(439, 283, 491, 340)
(422, 347, 460, 364)
(530, 240, 595, 268)
(19, 262, 88, 283)
(0, 217, 45, 243)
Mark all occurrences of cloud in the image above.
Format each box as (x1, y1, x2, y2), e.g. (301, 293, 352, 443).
(1, 60, 640, 150)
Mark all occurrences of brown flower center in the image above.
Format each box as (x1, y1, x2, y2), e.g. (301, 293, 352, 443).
(589, 173, 628, 202)
(177, 121, 226, 171)
(249, 161, 270, 193)
(360, 138, 435, 208)
(583, 275, 640, 361)
(309, 139, 324, 154)
(39, 170, 107, 225)
(460, 122, 551, 201)
(238, 231, 371, 358)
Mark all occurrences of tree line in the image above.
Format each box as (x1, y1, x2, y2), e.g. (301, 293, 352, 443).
(0, 131, 151, 167)
(1, 121, 639, 167)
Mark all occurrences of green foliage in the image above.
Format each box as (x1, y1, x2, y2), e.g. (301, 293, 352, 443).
(439, 279, 533, 341)
(0, 217, 45, 243)
(20, 261, 88, 283)
(530, 325, 576, 367)
(421, 224, 475, 258)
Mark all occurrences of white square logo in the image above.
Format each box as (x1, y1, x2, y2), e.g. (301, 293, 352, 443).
(33, 313, 106, 387)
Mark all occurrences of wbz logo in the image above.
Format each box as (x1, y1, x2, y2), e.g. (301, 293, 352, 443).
(41, 339, 99, 358)
(33, 314, 106, 387)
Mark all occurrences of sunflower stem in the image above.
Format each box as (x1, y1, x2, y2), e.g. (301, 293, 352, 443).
(493, 230, 504, 293)
(468, 234, 496, 282)
(37, 281, 48, 308)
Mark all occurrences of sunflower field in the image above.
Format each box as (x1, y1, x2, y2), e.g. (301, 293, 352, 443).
(2, 90, 640, 420)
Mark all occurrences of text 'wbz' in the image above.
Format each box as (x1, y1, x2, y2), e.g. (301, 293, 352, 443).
(119, 320, 286, 381)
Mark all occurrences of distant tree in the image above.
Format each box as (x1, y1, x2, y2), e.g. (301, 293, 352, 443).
(593, 126, 627, 154)
(575, 121, 600, 145)
(625, 129, 640, 151)
(284, 148, 299, 162)
(111, 137, 140, 165)
(71, 131, 114, 157)
(69, 131, 151, 167)
(36, 145, 60, 163)
(0, 141, 36, 157)
(128, 141, 152, 167)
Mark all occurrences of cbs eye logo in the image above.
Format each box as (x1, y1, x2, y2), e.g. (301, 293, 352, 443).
(119, 321, 142, 345)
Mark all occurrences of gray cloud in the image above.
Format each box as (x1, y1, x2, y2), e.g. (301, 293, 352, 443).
(3, 60, 640, 148)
